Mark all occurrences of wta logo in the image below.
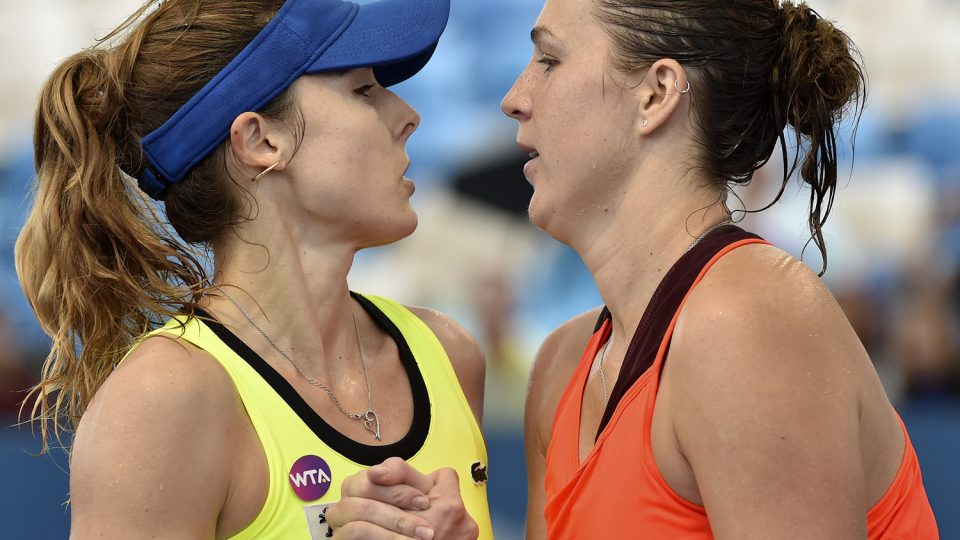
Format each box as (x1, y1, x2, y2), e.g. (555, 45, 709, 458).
(288, 455, 333, 501)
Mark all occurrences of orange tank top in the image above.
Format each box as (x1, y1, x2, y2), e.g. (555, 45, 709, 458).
(544, 233, 939, 539)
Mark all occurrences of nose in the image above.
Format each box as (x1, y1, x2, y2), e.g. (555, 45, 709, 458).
(392, 93, 420, 143)
(501, 69, 531, 121)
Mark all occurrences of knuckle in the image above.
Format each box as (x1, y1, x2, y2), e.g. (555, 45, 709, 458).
(324, 503, 342, 526)
(442, 466, 459, 482)
(389, 487, 408, 507)
(353, 497, 373, 517)
(466, 517, 480, 537)
(394, 515, 409, 533)
(383, 456, 404, 471)
(357, 474, 374, 494)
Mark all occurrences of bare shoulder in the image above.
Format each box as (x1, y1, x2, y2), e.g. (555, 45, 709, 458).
(676, 242, 862, 370)
(671, 242, 866, 405)
(665, 243, 875, 538)
(527, 306, 605, 451)
(73, 334, 239, 461)
(70, 334, 241, 538)
(530, 306, 604, 390)
(407, 305, 485, 369)
(407, 305, 486, 423)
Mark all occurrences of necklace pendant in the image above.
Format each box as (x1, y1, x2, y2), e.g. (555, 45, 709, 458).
(362, 410, 381, 440)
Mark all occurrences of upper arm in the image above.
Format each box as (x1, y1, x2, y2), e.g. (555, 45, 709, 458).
(524, 307, 603, 540)
(69, 336, 238, 539)
(409, 306, 486, 426)
(669, 247, 869, 539)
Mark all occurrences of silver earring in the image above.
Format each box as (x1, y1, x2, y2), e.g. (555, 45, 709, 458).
(675, 79, 691, 95)
(253, 160, 282, 182)
(642, 119, 648, 128)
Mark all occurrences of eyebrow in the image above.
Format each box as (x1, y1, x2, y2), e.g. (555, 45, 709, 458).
(530, 26, 563, 50)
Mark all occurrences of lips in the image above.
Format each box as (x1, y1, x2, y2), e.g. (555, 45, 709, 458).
(401, 175, 416, 194)
(517, 141, 539, 180)
(522, 153, 539, 180)
(400, 161, 415, 194)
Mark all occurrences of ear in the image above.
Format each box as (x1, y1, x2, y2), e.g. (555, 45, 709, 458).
(227, 112, 288, 177)
(633, 59, 690, 135)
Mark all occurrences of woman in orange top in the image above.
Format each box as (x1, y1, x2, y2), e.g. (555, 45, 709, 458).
(494, 0, 940, 538)
(336, 0, 939, 537)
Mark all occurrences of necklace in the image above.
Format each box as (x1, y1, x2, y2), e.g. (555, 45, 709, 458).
(594, 220, 731, 404)
(217, 287, 382, 440)
(597, 328, 614, 403)
(685, 219, 733, 254)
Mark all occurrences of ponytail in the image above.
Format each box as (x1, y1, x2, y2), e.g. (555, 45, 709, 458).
(17, 46, 209, 452)
(773, 1, 866, 272)
(17, 0, 298, 453)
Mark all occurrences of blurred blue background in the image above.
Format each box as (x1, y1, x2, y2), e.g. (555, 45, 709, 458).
(1, 0, 959, 538)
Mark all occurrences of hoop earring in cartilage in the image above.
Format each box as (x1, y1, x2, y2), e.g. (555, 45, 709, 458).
(675, 79, 691, 94)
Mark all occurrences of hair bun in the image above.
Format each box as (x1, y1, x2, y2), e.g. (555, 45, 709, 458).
(775, 1, 864, 136)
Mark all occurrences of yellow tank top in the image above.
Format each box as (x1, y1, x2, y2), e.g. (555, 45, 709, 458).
(145, 293, 493, 539)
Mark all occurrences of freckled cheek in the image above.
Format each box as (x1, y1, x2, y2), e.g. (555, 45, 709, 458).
(541, 92, 610, 165)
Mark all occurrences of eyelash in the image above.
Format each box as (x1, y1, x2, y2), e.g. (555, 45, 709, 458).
(537, 54, 559, 71)
(355, 84, 375, 99)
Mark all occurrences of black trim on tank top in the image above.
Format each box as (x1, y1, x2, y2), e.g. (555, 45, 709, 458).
(593, 225, 763, 439)
(192, 291, 431, 466)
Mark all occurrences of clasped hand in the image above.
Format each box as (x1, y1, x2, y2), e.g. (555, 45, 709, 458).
(326, 457, 480, 539)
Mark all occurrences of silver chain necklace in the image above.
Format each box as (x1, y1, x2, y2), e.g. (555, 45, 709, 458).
(597, 328, 614, 403)
(595, 219, 731, 403)
(685, 219, 733, 254)
(216, 287, 382, 440)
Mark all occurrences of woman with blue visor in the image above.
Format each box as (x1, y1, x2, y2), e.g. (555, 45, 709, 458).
(17, 0, 490, 538)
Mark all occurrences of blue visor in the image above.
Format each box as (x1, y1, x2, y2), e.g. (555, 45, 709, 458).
(137, 0, 449, 200)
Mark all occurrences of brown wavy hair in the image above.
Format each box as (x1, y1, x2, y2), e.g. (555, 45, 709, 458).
(592, 0, 866, 271)
(15, 0, 300, 453)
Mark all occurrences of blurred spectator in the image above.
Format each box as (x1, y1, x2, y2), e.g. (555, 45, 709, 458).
(893, 278, 960, 401)
(470, 265, 528, 429)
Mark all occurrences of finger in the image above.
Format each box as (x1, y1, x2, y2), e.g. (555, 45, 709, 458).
(429, 467, 463, 493)
(333, 520, 418, 540)
(366, 457, 435, 493)
(419, 468, 480, 539)
(327, 497, 436, 540)
(340, 477, 430, 511)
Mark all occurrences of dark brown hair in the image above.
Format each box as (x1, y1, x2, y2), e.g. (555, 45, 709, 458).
(15, 0, 300, 452)
(593, 0, 866, 270)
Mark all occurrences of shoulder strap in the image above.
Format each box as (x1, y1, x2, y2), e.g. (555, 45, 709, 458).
(595, 226, 765, 437)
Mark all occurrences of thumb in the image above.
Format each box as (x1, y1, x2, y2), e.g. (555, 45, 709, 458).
(368, 457, 435, 493)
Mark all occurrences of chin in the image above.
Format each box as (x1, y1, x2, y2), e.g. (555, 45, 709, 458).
(527, 192, 552, 231)
(398, 213, 419, 239)
(365, 213, 418, 248)
(527, 196, 577, 247)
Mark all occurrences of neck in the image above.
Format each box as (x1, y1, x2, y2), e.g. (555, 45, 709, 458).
(205, 218, 364, 378)
(573, 177, 729, 343)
